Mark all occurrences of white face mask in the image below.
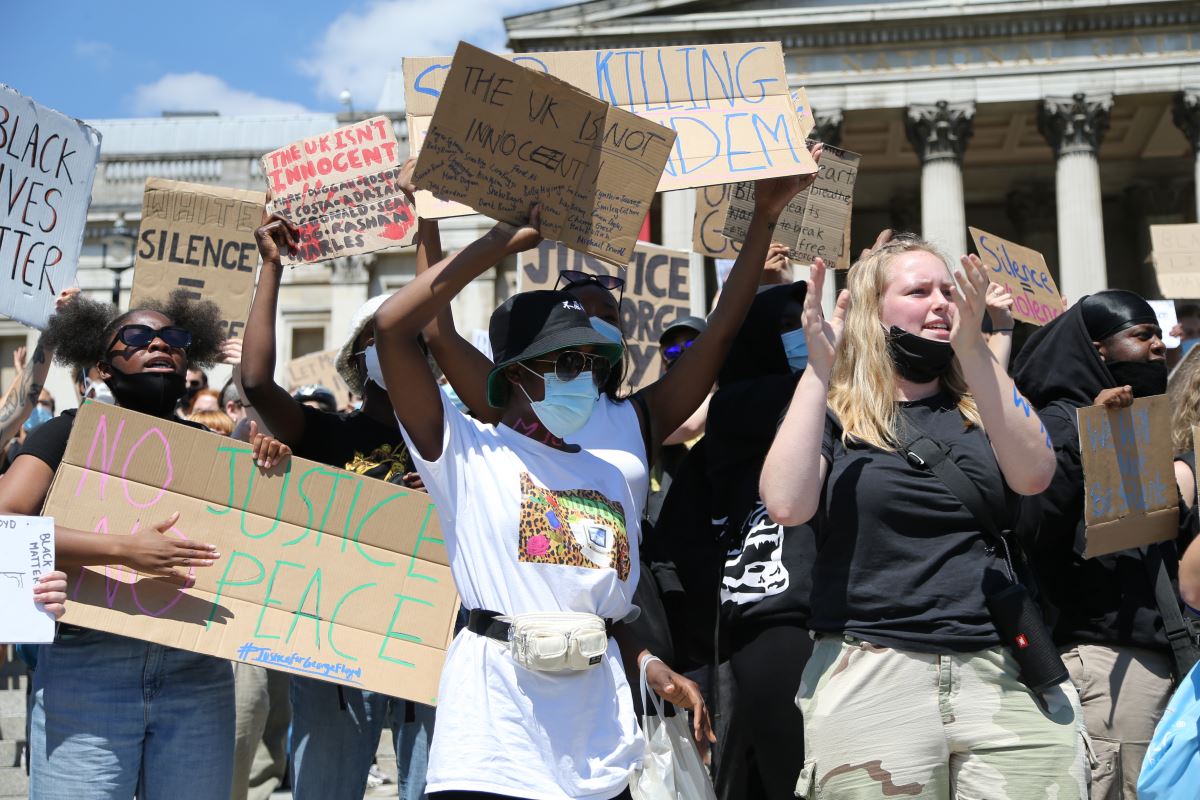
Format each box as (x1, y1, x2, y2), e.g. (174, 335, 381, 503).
(363, 344, 387, 391)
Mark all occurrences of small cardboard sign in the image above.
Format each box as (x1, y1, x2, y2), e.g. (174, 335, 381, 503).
(44, 403, 457, 701)
(403, 42, 816, 204)
(261, 116, 417, 265)
(286, 348, 352, 410)
(0, 516, 56, 643)
(130, 179, 265, 340)
(519, 240, 691, 390)
(1150, 224, 1200, 299)
(413, 42, 674, 266)
(968, 227, 1066, 326)
(723, 145, 860, 269)
(0, 85, 101, 329)
(1076, 395, 1178, 558)
(692, 185, 741, 259)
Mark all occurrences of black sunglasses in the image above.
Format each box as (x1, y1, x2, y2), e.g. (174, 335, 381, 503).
(662, 339, 696, 362)
(112, 324, 192, 350)
(526, 351, 611, 389)
(556, 270, 625, 292)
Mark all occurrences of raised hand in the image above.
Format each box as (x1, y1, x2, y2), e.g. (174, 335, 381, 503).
(985, 282, 1014, 330)
(248, 420, 292, 470)
(762, 242, 792, 285)
(804, 258, 850, 381)
(490, 203, 544, 255)
(255, 210, 300, 263)
(949, 254, 989, 354)
(860, 228, 894, 261)
(752, 141, 824, 219)
(1094, 385, 1134, 409)
(220, 338, 243, 366)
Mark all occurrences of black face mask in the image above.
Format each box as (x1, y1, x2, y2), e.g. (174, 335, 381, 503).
(102, 365, 187, 418)
(1106, 360, 1167, 398)
(886, 326, 956, 384)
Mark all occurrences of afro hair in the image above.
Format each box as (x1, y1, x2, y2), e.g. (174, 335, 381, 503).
(43, 289, 226, 372)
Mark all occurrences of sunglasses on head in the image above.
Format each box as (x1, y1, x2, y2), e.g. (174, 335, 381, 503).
(112, 324, 192, 350)
(557, 270, 625, 292)
(524, 350, 611, 389)
(662, 339, 696, 362)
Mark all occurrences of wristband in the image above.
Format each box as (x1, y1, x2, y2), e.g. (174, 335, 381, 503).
(639, 653, 663, 670)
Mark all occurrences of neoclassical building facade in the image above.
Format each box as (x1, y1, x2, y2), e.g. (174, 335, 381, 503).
(2, 0, 1197, 405)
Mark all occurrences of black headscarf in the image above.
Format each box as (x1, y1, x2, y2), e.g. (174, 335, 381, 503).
(1079, 290, 1157, 341)
(716, 282, 806, 387)
(1013, 295, 1119, 410)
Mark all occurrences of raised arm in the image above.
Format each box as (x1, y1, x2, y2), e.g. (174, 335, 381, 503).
(760, 259, 846, 525)
(240, 212, 307, 447)
(950, 255, 1055, 495)
(639, 145, 823, 440)
(984, 282, 1014, 369)
(413, 217, 502, 424)
(0, 289, 78, 442)
(376, 207, 542, 460)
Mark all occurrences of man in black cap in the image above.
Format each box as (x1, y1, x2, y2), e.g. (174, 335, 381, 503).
(1014, 289, 1196, 800)
(659, 315, 707, 376)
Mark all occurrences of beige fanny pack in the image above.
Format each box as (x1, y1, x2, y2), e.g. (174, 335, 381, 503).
(467, 609, 611, 672)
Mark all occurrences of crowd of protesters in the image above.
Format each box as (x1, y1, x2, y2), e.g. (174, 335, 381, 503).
(0, 148, 1198, 800)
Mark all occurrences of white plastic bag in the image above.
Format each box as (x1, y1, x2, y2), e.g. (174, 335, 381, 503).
(629, 657, 717, 800)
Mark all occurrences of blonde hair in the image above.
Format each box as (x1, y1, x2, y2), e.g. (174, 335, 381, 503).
(188, 409, 234, 435)
(828, 238, 981, 450)
(1170, 351, 1200, 455)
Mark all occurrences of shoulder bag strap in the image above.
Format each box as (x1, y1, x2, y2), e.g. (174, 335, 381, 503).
(1141, 543, 1200, 680)
(903, 435, 1005, 544)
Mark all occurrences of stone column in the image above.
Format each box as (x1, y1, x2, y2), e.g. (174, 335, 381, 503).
(1037, 92, 1113, 300)
(1173, 89, 1200, 218)
(905, 100, 975, 258)
(660, 190, 707, 317)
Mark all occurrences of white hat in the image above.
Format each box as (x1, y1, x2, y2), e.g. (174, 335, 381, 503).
(335, 293, 393, 395)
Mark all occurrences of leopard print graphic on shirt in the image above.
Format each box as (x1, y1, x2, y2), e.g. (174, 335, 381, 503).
(516, 472, 630, 580)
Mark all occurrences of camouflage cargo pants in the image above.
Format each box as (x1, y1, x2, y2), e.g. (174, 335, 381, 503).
(795, 635, 1090, 799)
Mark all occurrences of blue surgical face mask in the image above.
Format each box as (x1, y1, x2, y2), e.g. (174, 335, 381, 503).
(517, 367, 599, 438)
(1181, 338, 1200, 357)
(781, 327, 809, 373)
(590, 317, 624, 345)
(441, 382, 469, 414)
(23, 405, 52, 432)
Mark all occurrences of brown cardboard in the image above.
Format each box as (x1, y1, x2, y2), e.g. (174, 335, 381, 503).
(43, 403, 457, 702)
(722, 145, 860, 269)
(403, 42, 816, 206)
(519, 240, 691, 390)
(968, 227, 1066, 326)
(413, 42, 674, 267)
(261, 117, 417, 266)
(286, 348, 352, 410)
(1076, 395, 1178, 558)
(129, 179, 265, 340)
(792, 89, 816, 140)
(1150, 224, 1200, 299)
(692, 185, 740, 260)
(0, 85, 101, 330)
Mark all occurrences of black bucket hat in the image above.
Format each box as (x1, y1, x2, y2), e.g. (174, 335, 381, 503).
(486, 290, 625, 407)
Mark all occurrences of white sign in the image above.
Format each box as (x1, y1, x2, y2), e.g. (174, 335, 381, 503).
(0, 86, 101, 329)
(1149, 300, 1181, 349)
(0, 516, 56, 643)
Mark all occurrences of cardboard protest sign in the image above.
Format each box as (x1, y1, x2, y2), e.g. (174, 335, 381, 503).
(44, 403, 457, 701)
(1150, 224, 1200, 299)
(792, 88, 816, 140)
(403, 42, 816, 204)
(129, 179, 264, 340)
(968, 228, 1066, 326)
(414, 42, 674, 266)
(0, 516, 55, 643)
(520, 240, 690, 390)
(723, 145, 860, 269)
(1076, 395, 1178, 558)
(262, 116, 416, 265)
(0, 85, 101, 329)
(692, 185, 740, 259)
(286, 348, 352, 410)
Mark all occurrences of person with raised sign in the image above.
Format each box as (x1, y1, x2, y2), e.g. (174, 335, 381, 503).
(761, 242, 1085, 799)
(1013, 290, 1197, 800)
(0, 289, 235, 799)
(242, 219, 433, 800)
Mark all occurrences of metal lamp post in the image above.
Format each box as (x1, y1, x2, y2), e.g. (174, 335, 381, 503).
(101, 223, 138, 307)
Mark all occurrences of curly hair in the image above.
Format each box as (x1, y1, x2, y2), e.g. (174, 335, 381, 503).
(43, 289, 226, 371)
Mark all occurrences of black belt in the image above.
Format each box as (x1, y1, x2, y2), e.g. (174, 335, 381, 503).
(467, 609, 616, 643)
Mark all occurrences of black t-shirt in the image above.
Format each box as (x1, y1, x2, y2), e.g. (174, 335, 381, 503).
(720, 499, 815, 634)
(1024, 400, 1196, 651)
(808, 392, 1011, 653)
(291, 404, 411, 483)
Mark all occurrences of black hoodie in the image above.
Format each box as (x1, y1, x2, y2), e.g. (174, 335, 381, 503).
(1013, 301, 1194, 651)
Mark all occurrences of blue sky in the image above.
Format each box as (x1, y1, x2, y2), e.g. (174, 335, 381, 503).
(6, 0, 552, 120)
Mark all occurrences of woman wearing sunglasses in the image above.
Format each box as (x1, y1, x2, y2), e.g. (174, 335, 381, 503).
(0, 290, 236, 800)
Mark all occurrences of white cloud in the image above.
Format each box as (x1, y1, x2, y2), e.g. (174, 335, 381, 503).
(300, 0, 546, 110)
(131, 73, 310, 116)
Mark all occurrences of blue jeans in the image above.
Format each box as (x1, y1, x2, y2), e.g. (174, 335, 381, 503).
(30, 629, 235, 800)
(289, 676, 433, 800)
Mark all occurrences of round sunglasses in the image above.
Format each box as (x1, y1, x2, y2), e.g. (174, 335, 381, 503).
(111, 324, 193, 350)
(524, 350, 611, 389)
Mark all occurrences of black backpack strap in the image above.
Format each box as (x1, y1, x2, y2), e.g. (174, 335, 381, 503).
(1141, 543, 1200, 680)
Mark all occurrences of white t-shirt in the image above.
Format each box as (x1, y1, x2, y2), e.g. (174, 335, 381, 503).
(569, 396, 649, 524)
(401, 392, 644, 800)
